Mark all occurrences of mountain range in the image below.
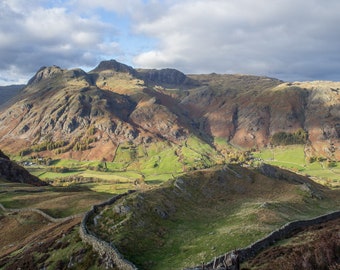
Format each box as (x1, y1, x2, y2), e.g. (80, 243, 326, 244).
(0, 59, 339, 161)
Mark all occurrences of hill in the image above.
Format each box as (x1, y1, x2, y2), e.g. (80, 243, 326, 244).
(0, 60, 339, 162)
(88, 164, 339, 269)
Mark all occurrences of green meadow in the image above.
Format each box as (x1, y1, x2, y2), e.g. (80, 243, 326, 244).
(254, 145, 340, 188)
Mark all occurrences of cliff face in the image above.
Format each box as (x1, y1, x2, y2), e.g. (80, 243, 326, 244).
(0, 60, 339, 160)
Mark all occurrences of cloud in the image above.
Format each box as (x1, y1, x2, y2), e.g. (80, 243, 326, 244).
(1, 0, 340, 84)
(132, 0, 340, 81)
(0, 0, 121, 85)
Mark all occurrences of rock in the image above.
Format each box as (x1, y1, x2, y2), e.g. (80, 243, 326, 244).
(91, 59, 137, 75)
(138, 68, 188, 86)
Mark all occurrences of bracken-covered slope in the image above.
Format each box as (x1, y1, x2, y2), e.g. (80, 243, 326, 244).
(0, 60, 339, 160)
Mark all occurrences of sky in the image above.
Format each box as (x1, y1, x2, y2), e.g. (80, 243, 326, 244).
(1, 0, 340, 85)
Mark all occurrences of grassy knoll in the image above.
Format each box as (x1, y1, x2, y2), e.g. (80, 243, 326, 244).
(91, 165, 340, 270)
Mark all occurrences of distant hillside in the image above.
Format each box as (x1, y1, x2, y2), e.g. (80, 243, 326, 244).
(0, 84, 24, 107)
(0, 60, 339, 161)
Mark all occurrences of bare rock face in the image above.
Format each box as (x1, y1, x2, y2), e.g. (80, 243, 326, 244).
(0, 150, 47, 186)
(27, 65, 64, 85)
(137, 68, 191, 86)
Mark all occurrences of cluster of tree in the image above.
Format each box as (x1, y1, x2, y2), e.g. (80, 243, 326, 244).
(271, 129, 308, 146)
(73, 137, 96, 151)
(32, 140, 68, 152)
(309, 156, 337, 168)
(87, 125, 96, 136)
(20, 140, 68, 156)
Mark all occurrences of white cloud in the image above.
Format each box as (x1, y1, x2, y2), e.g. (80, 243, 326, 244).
(132, 0, 340, 81)
(1, 0, 340, 84)
(0, 0, 120, 84)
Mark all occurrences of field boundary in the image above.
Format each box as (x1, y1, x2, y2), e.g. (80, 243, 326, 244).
(0, 203, 83, 223)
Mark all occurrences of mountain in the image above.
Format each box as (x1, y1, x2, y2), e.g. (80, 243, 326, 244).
(0, 150, 47, 186)
(0, 60, 339, 161)
(0, 84, 25, 107)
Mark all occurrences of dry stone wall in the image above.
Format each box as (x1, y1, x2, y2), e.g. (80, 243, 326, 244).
(0, 203, 82, 223)
(79, 190, 138, 270)
(186, 210, 340, 270)
(2, 192, 338, 270)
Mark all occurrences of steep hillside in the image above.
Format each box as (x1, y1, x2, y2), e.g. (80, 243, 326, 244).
(0, 60, 339, 161)
(182, 75, 340, 159)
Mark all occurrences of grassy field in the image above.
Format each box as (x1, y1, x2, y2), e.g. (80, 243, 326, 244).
(20, 137, 221, 193)
(0, 181, 113, 218)
(253, 145, 340, 188)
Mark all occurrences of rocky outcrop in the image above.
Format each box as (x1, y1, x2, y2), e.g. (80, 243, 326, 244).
(91, 59, 137, 76)
(27, 65, 64, 85)
(0, 151, 48, 186)
(137, 68, 195, 86)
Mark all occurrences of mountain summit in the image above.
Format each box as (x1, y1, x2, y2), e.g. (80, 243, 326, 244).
(0, 60, 339, 161)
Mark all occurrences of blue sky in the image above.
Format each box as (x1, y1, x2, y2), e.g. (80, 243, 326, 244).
(1, 0, 340, 85)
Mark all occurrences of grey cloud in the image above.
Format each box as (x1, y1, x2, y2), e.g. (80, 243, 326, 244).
(2, 0, 340, 84)
(0, 1, 120, 84)
(133, 0, 340, 81)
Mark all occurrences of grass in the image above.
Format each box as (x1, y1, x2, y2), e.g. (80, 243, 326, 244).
(92, 165, 340, 270)
(254, 145, 340, 187)
(0, 184, 113, 218)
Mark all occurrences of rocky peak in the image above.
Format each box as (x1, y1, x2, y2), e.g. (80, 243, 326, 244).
(27, 65, 63, 85)
(137, 68, 190, 86)
(91, 59, 137, 75)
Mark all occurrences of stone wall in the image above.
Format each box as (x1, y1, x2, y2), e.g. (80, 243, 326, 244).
(79, 190, 138, 270)
(187, 210, 340, 270)
(0, 203, 82, 223)
(2, 192, 339, 270)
